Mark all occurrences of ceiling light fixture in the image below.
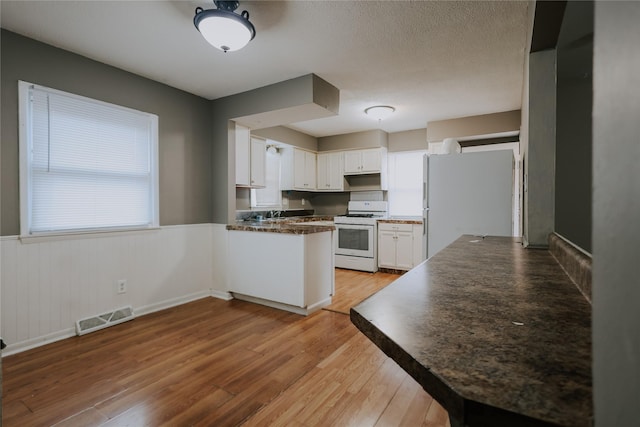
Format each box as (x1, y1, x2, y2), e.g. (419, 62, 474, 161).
(194, 1, 256, 53)
(365, 105, 396, 121)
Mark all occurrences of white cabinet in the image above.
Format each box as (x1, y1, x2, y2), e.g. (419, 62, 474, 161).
(377, 222, 423, 270)
(316, 152, 344, 191)
(235, 124, 266, 188)
(282, 147, 316, 191)
(250, 137, 266, 187)
(228, 230, 334, 315)
(344, 148, 385, 174)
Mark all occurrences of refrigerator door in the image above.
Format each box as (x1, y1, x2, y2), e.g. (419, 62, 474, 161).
(427, 150, 513, 258)
(422, 154, 429, 259)
(423, 154, 429, 209)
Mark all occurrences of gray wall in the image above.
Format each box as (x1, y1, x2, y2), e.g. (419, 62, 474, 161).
(555, 1, 593, 253)
(0, 30, 213, 235)
(388, 129, 428, 152)
(524, 49, 556, 248)
(593, 3, 640, 425)
(252, 126, 318, 151)
(426, 110, 521, 142)
(318, 129, 388, 152)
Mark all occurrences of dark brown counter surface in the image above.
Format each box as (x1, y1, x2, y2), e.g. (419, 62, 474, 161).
(226, 216, 335, 234)
(378, 218, 423, 225)
(350, 235, 592, 427)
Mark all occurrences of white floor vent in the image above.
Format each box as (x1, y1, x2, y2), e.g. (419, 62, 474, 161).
(76, 306, 135, 336)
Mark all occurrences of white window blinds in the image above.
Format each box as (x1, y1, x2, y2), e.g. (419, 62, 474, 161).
(19, 81, 159, 235)
(387, 151, 426, 217)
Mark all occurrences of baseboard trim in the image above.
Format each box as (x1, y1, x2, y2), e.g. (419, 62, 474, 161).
(211, 290, 233, 301)
(136, 290, 213, 317)
(1, 328, 76, 357)
(231, 293, 331, 316)
(2, 289, 229, 357)
(548, 232, 592, 303)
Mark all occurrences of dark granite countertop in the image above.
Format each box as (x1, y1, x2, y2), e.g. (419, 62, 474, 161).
(226, 216, 335, 234)
(378, 218, 423, 225)
(351, 236, 592, 427)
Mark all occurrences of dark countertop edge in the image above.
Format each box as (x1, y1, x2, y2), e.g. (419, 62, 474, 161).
(225, 223, 335, 234)
(377, 219, 423, 225)
(350, 235, 591, 427)
(350, 307, 464, 418)
(350, 308, 563, 427)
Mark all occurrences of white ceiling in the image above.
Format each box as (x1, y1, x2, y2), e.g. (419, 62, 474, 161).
(0, 1, 531, 138)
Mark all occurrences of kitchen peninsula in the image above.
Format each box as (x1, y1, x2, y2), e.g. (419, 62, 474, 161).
(351, 235, 592, 427)
(226, 217, 335, 315)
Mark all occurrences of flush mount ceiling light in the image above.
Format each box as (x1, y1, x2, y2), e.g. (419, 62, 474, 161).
(194, 1, 256, 53)
(365, 105, 396, 121)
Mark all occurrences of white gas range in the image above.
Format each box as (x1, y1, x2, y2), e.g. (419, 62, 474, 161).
(334, 201, 388, 272)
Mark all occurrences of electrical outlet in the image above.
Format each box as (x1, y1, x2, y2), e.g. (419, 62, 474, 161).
(301, 198, 306, 206)
(117, 279, 127, 294)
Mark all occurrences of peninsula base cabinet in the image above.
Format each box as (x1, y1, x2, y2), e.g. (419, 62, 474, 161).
(377, 223, 423, 270)
(228, 230, 334, 315)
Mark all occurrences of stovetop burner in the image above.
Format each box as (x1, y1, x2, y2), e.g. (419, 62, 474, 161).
(345, 213, 375, 218)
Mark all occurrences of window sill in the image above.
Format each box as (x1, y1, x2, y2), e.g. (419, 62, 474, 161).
(19, 226, 161, 244)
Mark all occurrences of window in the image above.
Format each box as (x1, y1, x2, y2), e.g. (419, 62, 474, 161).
(251, 148, 282, 208)
(387, 150, 426, 217)
(18, 81, 159, 236)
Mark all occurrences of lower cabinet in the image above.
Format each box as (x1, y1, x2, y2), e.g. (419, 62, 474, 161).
(227, 230, 334, 315)
(378, 222, 423, 270)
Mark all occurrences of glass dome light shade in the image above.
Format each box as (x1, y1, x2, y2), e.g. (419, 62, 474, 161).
(365, 105, 396, 120)
(194, 9, 256, 52)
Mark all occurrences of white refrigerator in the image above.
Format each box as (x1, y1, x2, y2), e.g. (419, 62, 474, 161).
(423, 150, 514, 259)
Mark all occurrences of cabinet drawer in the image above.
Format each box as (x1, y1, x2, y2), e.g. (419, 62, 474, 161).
(378, 223, 413, 232)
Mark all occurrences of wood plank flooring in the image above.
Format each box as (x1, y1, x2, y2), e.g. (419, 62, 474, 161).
(2, 268, 449, 427)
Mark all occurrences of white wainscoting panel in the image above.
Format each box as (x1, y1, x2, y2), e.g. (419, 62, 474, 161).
(1, 223, 230, 355)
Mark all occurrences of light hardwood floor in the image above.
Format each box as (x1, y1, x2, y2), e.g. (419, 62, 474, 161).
(2, 268, 449, 427)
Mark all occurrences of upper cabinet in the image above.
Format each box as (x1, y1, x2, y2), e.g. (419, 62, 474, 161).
(343, 148, 386, 175)
(250, 136, 266, 187)
(235, 124, 266, 188)
(281, 147, 317, 191)
(317, 152, 344, 191)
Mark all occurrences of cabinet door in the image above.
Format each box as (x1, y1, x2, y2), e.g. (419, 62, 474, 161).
(304, 151, 317, 190)
(360, 149, 382, 173)
(317, 152, 343, 191)
(328, 152, 344, 190)
(395, 231, 414, 270)
(235, 124, 250, 186)
(344, 151, 362, 174)
(317, 153, 330, 190)
(250, 137, 266, 187)
(293, 148, 307, 189)
(378, 230, 397, 268)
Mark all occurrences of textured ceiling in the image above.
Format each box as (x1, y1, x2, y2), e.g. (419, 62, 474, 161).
(0, 1, 531, 137)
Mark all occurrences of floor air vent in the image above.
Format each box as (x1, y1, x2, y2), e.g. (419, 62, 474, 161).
(76, 306, 134, 336)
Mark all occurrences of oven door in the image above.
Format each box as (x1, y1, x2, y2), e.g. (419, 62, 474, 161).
(334, 223, 375, 258)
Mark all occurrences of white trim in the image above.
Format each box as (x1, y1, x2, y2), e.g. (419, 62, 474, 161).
(211, 290, 233, 301)
(18, 81, 31, 238)
(1, 292, 231, 357)
(19, 226, 162, 244)
(1, 328, 76, 357)
(231, 293, 331, 316)
(135, 291, 213, 317)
